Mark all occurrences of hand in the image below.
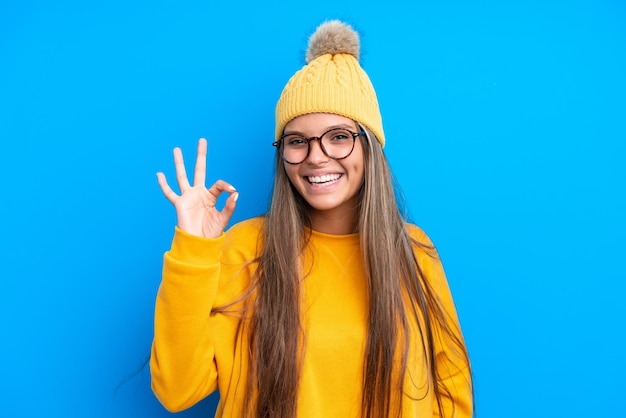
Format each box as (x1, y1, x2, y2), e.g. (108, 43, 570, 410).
(157, 138, 238, 238)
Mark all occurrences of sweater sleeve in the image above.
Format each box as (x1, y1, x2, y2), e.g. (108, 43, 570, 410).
(409, 225, 473, 418)
(150, 227, 225, 412)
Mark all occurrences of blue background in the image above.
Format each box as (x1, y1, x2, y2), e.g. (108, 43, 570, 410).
(1, 1, 624, 417)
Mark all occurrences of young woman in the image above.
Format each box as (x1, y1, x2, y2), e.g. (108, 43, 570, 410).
(151, 20, 473, 418)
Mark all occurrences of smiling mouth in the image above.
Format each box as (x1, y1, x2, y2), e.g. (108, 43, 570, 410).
(307, 173, 342, 185)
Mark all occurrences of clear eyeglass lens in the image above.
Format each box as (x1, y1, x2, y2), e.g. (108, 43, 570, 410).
(282, 129, 354, 163)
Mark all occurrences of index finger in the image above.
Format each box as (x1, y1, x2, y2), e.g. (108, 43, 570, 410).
(193, 138, 208, 187)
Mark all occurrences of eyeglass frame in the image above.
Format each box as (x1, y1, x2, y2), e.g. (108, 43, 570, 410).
(272, 127, 366, 165)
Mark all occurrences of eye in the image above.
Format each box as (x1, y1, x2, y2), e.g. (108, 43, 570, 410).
(284, 136, 307, 147)
(328, 130, 351, 142)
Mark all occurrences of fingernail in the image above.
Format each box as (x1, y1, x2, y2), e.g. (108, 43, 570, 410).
(228, 185, 236, 192)
(234, 192, 239, 202)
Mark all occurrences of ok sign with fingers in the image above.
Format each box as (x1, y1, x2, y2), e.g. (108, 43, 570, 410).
(157, 138, 238, 238)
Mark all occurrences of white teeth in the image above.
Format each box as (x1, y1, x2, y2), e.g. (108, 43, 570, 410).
(307, 174, 341, 184)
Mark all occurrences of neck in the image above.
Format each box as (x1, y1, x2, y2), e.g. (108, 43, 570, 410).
(309, 206, 358, 235)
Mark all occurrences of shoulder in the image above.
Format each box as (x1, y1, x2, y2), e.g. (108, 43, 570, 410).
(222, 216, 265, 261)
(405, 223, 452, 291)
(405, 223, 436, 249)
(225, 216, 264, 238)
(405, 223, 444, 274)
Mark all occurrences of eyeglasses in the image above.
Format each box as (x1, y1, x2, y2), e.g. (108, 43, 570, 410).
(273, 128, 365, 165)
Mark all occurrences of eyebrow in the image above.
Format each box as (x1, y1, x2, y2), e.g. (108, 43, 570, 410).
(283, 123, 358, 136)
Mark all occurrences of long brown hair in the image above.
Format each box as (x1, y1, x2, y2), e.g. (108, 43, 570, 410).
(241, 125, 472, 417)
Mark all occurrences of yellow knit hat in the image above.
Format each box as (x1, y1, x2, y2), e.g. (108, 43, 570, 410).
(275, 20, 385, 147)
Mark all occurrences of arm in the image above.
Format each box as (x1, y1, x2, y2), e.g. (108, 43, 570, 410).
(150, 228, 224, 411)
(151, 138, 239, 411)
(409, 226, 473, 418)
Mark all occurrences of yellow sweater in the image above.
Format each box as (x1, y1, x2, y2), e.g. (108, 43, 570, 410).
(151, 217, 472, 417)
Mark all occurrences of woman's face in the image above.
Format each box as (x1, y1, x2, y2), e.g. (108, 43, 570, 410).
(282, 113, 365, 231)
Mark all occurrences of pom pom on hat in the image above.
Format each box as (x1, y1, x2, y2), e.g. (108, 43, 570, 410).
(275, 20, 385, 147)
(306, 20, 360, 63)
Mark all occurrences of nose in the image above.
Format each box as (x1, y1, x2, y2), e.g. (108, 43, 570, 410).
(306, 138, 329, 165)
